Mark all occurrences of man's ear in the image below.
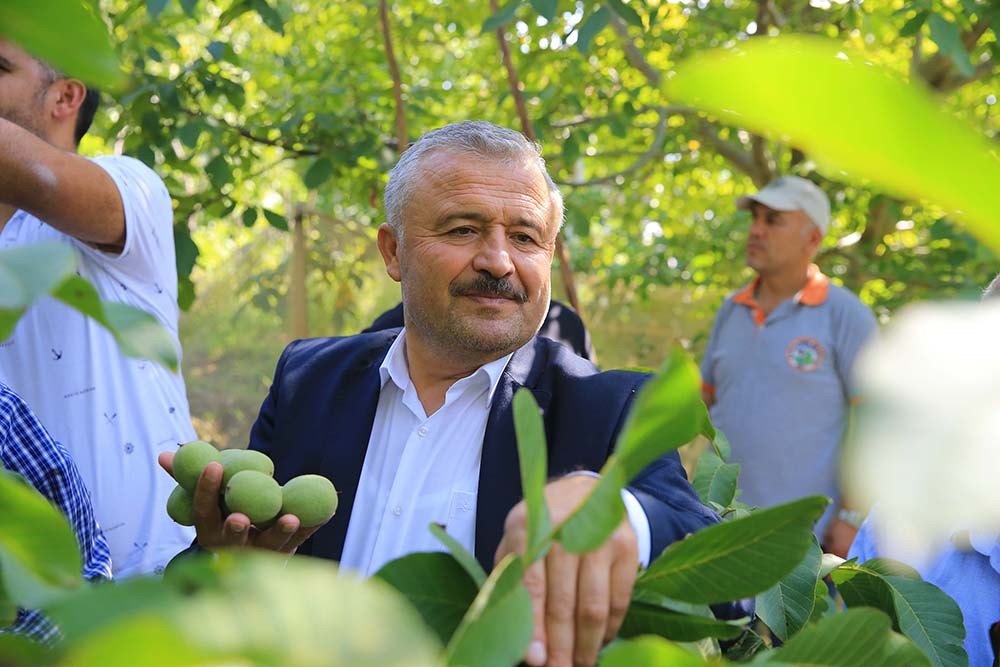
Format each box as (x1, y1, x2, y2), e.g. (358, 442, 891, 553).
(377, 223, 402, 282)
(48, 78, 87, 124)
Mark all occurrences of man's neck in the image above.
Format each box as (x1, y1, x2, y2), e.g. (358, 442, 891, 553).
(403, 332, 503, 417)
(0, 203, 16, 235)
(755, 265, 811, 313)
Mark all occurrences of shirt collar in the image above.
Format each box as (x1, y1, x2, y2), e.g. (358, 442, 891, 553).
(378, 329, 513, 408)
(734, 263, 830, 309)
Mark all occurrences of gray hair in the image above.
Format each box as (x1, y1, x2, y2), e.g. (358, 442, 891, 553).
(983, 272, 1000, 300)
(383, 121, 563, 237)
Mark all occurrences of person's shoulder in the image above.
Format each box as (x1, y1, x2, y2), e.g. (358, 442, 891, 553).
(537, 338, 648, 392)
(90, 155, 169, 198)
(825, 283, 876, 322)
(277, 330, 399, 373)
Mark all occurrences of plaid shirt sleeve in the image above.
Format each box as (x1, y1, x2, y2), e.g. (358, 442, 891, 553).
(0, 383, 113, 643)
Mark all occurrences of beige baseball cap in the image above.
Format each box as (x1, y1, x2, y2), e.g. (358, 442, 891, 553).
(737, 175, 831, 234)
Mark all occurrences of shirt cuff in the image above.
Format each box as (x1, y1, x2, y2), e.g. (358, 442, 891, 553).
(566, 471, 652, 568)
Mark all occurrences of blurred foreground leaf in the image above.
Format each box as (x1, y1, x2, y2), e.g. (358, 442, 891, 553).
(0, 0, 123, 89)
(667, 36, 1000, 254)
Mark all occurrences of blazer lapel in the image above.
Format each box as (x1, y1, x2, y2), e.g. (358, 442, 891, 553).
(311, 337, 393, 561)
(475, 338, 552, 570)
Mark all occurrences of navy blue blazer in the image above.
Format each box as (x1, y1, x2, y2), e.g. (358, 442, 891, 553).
(247, 330, 718, 571)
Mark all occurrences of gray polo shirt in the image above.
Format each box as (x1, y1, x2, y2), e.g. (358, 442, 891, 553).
(701, 267, 877, 536)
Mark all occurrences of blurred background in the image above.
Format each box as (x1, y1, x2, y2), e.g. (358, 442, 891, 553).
(79, 0, 999, 447)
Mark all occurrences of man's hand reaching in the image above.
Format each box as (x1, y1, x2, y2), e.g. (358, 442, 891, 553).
(494, 475, 639, 667)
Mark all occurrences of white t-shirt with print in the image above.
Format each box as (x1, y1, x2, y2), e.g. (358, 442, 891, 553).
(0, 155, 196, 578)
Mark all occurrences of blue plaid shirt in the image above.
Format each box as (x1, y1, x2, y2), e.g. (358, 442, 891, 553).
(0, 382, 113, 643)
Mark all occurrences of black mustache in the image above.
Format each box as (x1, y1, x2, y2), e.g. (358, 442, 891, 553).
(450, 275, 528, 303)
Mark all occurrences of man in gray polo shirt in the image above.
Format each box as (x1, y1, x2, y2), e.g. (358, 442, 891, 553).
(700, 176, 877, 557)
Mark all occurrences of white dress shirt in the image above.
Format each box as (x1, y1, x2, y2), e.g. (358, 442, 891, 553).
(339, 330, 651, 577)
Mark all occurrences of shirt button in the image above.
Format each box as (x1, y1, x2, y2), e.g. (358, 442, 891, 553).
(392, 506, 402, 516)
(417, 426, 429, 438)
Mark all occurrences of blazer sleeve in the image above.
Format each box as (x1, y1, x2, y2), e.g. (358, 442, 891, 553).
(247, 339, 299, 457)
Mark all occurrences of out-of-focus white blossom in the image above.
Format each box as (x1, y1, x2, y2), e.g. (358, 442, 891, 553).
(843, 299, 1000, 561)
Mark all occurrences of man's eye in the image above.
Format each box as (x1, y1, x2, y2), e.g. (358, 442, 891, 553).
(450, 227, 475, 236)
(513, 233, 534, 244)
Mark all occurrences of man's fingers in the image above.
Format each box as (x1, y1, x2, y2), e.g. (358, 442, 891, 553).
(221, 513, 252, 546)
(575, 553, 611, 666)
(522, 558, 548, 667)
(545, 545, 579, 667)
(279, 523, 323, 555)
(158, 451, 175, 478)
(253, 514, 301, 551)
(192, 462, 226, 546)
(605, 552, 638, 642)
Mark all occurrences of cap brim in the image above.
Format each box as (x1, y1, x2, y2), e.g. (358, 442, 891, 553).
(736, 191, 803, 212)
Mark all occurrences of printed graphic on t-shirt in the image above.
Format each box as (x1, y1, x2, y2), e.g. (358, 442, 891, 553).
(785, 336, 825, 372)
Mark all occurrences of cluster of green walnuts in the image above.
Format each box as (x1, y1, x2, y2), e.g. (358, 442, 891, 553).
(166, 440, 338, 529)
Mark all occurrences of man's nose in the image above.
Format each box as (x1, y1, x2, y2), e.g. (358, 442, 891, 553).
(472, 231, 515, 278)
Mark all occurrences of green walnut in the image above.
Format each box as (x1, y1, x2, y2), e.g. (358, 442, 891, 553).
(173, 440, 221, 491)
(224, 470, 282, 525)
(166, 485, 195, 526)
(280, 474, 338, 527)
(219, 448, 274, 485)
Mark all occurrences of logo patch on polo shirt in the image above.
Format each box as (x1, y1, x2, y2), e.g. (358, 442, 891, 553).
(786, 337, 824, 372)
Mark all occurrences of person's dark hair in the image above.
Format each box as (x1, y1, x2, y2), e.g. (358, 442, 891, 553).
(74, 87, 100, 145)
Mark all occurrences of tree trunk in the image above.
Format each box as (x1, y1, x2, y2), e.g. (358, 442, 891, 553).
(289, 206, 309, 340)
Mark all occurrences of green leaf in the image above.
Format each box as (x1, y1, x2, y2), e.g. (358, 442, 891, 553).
(174, 226, 199, 280)
(445, 555, 533, 667)
(303, 157, 336, 189)
(177, 122, 202, 149)
(755, 537, 822, 641)
(481, 1, 520, 33)
(52, 277, 180, 372)
(179, 0, 198, 16)
(0, 0, 123, 89)
(618, 601, 744, 642)
(928, 14, 974, 78)
(429, 523, 487, 587)
(512, 389, 553, 561)
(374, 552, 479, 644)
(576, 7, 611, 54)
(529, 0, 557, 21)
(206, 40, 224, 61)
(252, 0, 285, 35)
(241, 207, 259, 228)
(883, 631, 935, 667)
(665, 36, 1000, 255)
(0, 633, 48, 666)
(605, 0, 642, 28)
(636, 496, 828, 604)
(205, 153, 232, 189)
(599, 636, 709, 666)
(263, 209, 288, 231)
(47, 577, 180, 644)
(0, 242, 76, 309)
(0, 470, 82, 609)
(764, 608, 895, 666)
(613, 348, 704, 473)
(831, 560, 967, 667)
(557, 348, 702, 553)
(900, 10, 930, 37)
(102, 302, 181, 371)
(147, 0, 169, 19)
(59, 552, 442, 667)
(0, 242, 77, 340)
(691, 450, 739, 508)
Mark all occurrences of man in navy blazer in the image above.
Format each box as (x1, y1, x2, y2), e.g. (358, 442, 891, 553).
(162, 121, 718, 667)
